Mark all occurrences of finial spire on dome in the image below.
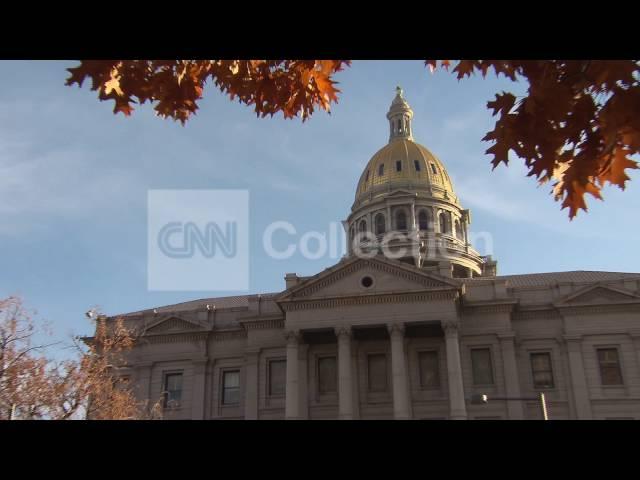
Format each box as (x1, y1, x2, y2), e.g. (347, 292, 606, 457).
(387, 86, 413, 143)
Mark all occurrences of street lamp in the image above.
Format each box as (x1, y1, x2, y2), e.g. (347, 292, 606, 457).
(470, 392, 549, 420)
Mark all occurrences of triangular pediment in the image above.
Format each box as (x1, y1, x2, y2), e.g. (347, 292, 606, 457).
(558, 284, 640, 306)
(144, 316, 206, 334)
(277, 255, 460, 302)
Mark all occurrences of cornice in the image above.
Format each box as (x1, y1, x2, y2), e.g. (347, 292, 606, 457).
(462, 299, 517, 315)
(240, 317, 285, 331)
(279, 289, 458, 312)
(140, 331, 210, 344)
(512, 308, 562, 321)
(212, 329, 248, 341)
(557, 303, 640, 315)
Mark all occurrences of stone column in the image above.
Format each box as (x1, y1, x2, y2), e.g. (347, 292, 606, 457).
(335, 326, 354, 420)
(285, 330, 301, 420)
(563, 334, 593, 419)
(134, 363, 152, 404)
(631, 330, 640, 384)
(351, 338, 361, 419)
(628, 331, 640, 399)
(410, 201, 417, 231)
(244, 349, 260, 420)
(498, 333, 524, 419)
(442, 320, 467, 420)
(298, 343, 309, 420)
(387, 323, 411, 419)
(191, 359, 208, 420)
(386, 205, 392, 232)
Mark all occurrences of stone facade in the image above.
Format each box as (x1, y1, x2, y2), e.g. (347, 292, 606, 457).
(108, 89, 640, 420)
(114, 262, 640, 420)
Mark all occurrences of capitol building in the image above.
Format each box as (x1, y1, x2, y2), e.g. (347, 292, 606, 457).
(113, 89, 640, 420)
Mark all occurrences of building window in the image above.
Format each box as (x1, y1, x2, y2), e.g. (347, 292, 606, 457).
(419, 351, 440, 388)
(268, 360, 286, 397)
(597, 348, 623, 385)
(418, 210, 430, 230)
(163, 372, 183, 408)
(439, 212, 451, 234)
(395, 210, 407, 231)
(430, 163, 438, 175)
(318, 356, 337, 394)
(359, 219, 367, 233)
(530, 352, 554, 389)
(414, 160, 421, 171)
(471, 348, 494, 385)
(375, 213, 386, 235)
(222, 370, 240, 405)
(368, 354, 388, 392)
(396, 160, 402, 172)
(378, 164, 384, 176)
(455, 219, 463, 240)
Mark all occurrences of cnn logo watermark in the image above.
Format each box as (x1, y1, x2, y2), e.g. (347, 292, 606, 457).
(147, 190, 248, 291)
(148, 189, 495, 292)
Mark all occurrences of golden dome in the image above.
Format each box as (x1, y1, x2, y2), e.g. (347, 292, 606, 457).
(353, 88, 456, 206)
(354, 138, 455, 202)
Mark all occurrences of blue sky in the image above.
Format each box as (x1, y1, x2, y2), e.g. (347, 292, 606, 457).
(1, 60, 639, 345)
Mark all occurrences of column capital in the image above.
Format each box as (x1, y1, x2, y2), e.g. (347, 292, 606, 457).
(244, 348, 261, 364)
(497, 331, 516, 342)
(134, 361, 154, 369)
(441, 319, 460, 335)
(387, 323, 405, 337)
(284, 329, 301, 344)
(334, 325, 352, 338)
(192, 357, 209, 368)
(562, 334, 583, 344)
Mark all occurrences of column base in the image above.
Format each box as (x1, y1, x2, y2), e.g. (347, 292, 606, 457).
(450, 413, 468, 420)
(394, 414, 411, 420)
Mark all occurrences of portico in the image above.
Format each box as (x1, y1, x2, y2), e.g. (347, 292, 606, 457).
(282, 318, 467, 420)
(278, 255, 467, 420)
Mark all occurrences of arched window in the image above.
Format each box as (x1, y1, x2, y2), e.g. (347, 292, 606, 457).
(375, 213, 386, 235)
(359, 219, 367, 233)
(418, 210, 430, 230)
(455, 219, 463, 240)
(395, 210, 407, 231)
(439, 212, 451, 235)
